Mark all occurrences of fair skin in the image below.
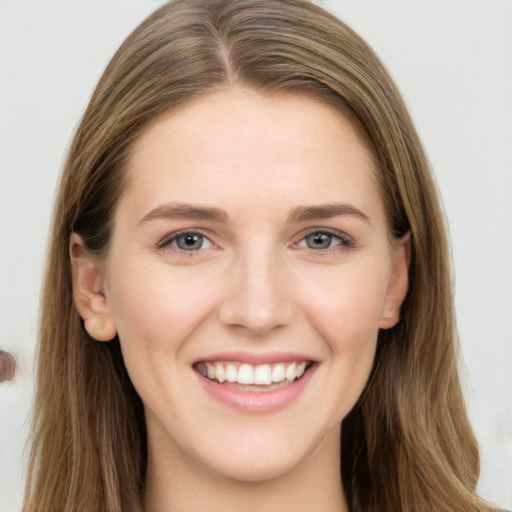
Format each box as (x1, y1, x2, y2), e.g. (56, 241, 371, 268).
(71, 88, 409, 512)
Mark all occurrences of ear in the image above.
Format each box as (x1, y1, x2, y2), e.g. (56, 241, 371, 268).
(70, 233, 117, 341)
(377, 234, 411, 330)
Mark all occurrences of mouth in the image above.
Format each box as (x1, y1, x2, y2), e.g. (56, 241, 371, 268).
(194, 360, 314, 392)
(194, 357, 317, 414)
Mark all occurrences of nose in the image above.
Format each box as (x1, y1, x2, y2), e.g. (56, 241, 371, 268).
(218, 245, 293, 336)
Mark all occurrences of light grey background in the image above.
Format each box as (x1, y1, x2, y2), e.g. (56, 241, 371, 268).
(1, 1, 511, 510)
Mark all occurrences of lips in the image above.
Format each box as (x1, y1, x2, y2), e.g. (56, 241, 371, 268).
(193, 356, 315, 413)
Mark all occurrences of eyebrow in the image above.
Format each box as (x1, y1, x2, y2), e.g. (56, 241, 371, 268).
(137, 202, 371, 226)
(289, 203, 372, 225)
(137, 203, 230, 225)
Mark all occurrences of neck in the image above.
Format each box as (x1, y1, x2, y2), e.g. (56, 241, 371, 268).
(143, 423, 348, 512)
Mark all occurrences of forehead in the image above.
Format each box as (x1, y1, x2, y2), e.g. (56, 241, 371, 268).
(121, 88, 384, 225)
(131, 88, 374, 161)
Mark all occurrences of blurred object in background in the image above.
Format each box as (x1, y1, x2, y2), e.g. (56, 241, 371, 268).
(0, 350, 17, 383)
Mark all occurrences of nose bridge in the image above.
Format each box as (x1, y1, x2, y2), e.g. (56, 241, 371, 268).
(219, 239, 292, 334)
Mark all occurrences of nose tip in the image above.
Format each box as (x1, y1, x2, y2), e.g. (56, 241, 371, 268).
(220, 296, 290, 335)
(219, 296, 292, 336)
(218, 256, 293, 335)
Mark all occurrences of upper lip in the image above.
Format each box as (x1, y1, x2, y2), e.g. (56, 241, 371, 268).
(194, 351, 316, 365)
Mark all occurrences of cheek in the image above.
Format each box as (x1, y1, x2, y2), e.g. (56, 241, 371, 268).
(302, 262, 389, 351)
(299, 263, 387, 417)
(105, 263, 220, 415)
(108, 262, 217, 344)
(105, 263, 222, 399)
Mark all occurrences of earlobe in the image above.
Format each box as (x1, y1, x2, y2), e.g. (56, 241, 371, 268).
(83, 315, 117, 342)
(377, 234, 411, 330)
(70, 233, 117, 342)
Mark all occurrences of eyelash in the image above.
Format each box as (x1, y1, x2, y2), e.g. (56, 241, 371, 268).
(157, 229, 355, 254)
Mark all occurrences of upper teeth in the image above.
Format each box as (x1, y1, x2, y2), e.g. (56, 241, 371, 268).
(198, 361, 308, 385)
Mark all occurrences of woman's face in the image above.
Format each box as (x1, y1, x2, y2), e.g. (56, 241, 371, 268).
(97, 89, 408, 482)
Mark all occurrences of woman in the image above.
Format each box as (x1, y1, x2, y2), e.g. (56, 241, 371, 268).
(23, 0, 505, 511)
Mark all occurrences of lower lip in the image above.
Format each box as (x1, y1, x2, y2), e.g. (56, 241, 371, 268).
(196, 366, 316, 414)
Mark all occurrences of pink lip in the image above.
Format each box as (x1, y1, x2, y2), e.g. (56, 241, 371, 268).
(195, 351, 314, 365)
(196, 363, 316, 414)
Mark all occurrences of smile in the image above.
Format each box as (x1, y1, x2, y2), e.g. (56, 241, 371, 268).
(194, 358, 316, 414)
(195, 361, 310, 387)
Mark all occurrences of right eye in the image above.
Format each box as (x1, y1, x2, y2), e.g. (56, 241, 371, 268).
(159, 231, 213, 252)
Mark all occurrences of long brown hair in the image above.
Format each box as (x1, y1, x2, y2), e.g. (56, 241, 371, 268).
(24, 1, 502, 511)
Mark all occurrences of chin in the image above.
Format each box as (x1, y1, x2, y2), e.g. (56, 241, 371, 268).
(192, 423, 338, 485)
(206, 451, 307, 484)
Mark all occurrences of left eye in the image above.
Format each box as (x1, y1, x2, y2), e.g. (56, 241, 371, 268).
(164, 232, 213, 251)
(298, 231, 347, 250)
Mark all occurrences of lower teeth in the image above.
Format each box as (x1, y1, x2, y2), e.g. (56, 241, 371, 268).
(225, 380, 295, 392)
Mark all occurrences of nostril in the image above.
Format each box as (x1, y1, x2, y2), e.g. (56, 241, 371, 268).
(0, 350, 17, 383)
